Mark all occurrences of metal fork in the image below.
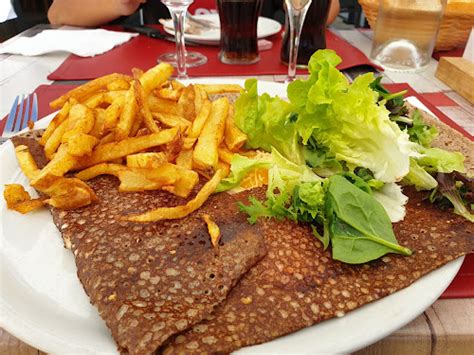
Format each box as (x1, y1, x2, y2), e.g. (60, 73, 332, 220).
(0, 93, 38, 144)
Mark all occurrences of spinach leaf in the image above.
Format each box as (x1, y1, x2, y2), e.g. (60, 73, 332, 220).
(326, 175, 412, 263)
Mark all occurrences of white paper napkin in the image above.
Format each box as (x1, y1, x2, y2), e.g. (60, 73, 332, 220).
(0, 28, 138, 57)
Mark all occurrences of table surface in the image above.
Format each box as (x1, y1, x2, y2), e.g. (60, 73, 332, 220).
(0, 28, 473, 355)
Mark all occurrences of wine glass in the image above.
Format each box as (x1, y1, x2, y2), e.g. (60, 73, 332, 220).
(284, 0, 312, 82)
(158, 0, 207, 79)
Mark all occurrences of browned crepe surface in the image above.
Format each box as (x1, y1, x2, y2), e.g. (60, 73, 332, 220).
(11, 136, 267, 355)
(163, 187, 474, 354)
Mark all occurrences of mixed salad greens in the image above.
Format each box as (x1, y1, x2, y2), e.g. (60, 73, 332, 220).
(217, 49, 473, 264)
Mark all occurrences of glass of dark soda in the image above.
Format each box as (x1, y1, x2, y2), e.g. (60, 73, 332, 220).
(217, 0, 264, 64)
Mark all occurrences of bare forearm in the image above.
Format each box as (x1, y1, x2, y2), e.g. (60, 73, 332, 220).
(327, 0, 340, 25)
(48, 0, 144, 27)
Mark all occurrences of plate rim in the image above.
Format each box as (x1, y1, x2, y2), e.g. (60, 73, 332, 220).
(162, 14, 282, 45)
(0, 78, 465, 354)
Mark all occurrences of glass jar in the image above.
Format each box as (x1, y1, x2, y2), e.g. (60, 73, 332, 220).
(370, 0, 447, 72)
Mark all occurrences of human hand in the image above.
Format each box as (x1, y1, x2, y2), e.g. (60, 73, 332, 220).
(117, 0, 147, 16)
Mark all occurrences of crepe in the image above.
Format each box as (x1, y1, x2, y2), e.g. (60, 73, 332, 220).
(10, 104, 473, 354)
(161, 112, 474, 354)
(11, 135, 267, 355)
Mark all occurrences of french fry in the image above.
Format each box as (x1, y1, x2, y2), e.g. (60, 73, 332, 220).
(103, 90, 126, 104)
(62, 104, 95, 143)
(163, 167, 199, 198)
(194, 85, 203, 116)
(3, 184, 43, 214)
(15, 145, 40, 180)
(193, 97, 229, 175)
(44, 118, 69, 160)
(50, 73, 131, 109)
(89, 108, 107, 138)
(152, 112, 191, 131)
(139, 63, 174, 94)
(32, 144, 78, 189)
(84, 92, 105, 108)
(163, 129, 184, 162)
(107, 78, 130, 91)
(9, 199, 44, 214)
(217, 160, 230, 178)
(176, 149, 193, 170)
(104, 96, 124, 129)
(182, 137, 196, 150)
(196, 84, 242, 95)
(115, 85, 137, 140)
(98, 132, 115, 145)
(75, 163, 126, 180)
(171, 80, 184, 90)
(203, 214, 221, 249)
(117, 170, 165, 192)
(123, 169, 223, 222)
(224, 105, 247, 151)
(177, 85, 195, 121)
(126, 152, 167, 169)
(135, 127, 150, 137)
(148, 95, 178, 114)
(134, 78, 160, 133)
(218, 147, 234, 165)
(157, 87, 182, 101)
(67, 133, 99, 157)
(115, 164, 180, 192)
(130, 103, 144, 137)
(75, 128, 179, 169)
(4, 184, 32, 208)
(188, 99, 211, 138)
(40, 99, 74, 146)
(43, 178, 97, 209)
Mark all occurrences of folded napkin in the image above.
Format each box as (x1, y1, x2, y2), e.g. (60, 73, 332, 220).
(0, 28, 138, 57)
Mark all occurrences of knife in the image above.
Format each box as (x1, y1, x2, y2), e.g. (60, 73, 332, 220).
(122, 24, 200, 46)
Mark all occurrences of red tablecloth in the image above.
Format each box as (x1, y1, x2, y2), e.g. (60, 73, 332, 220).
(48, 29, 377, 80)
(1, 82, 472, 299)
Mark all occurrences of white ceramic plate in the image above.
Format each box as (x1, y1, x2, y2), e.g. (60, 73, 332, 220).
(0, 79, 463, 354)
(162, 14, 282, 46)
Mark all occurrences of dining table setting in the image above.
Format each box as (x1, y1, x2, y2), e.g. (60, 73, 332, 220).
(0, 0, 473, 354)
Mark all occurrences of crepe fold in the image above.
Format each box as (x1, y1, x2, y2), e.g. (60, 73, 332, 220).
(11, 135, 267, 355)
(162, 187, 473, 354)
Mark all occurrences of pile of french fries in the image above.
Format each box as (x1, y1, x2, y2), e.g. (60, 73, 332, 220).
(4, 63, 255, 222)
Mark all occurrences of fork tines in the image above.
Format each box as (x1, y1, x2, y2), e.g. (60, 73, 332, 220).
(4, 93, 38, 137)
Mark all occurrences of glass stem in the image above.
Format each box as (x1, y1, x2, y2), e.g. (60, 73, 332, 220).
(171, 7, 188, 79)
(286, 2, 311, 82)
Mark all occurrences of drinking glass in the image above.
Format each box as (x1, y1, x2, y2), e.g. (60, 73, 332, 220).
(158, 0, 207, 79)
(370, 0, 446, 72)
(217, 0, 263, 65)
(284, 0, 313, 82)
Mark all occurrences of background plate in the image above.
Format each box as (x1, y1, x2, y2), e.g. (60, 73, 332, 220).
(0, 79, 463, 354)
(162, 14, 282, 46)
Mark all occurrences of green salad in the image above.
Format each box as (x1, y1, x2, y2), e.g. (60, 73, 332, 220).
(216, 49, 473, 264)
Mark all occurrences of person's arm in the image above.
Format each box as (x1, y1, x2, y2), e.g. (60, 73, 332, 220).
(48, 0, 146, 27)
(326, 0, 340, 25)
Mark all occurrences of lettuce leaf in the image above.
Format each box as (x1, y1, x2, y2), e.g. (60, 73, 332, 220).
(234, 79, 305, 165)
(407, 109, 438, 147)
(288, 50, 415, 183)
(416, 146, 466, 174)
(403, 158, 438, 191)
(216, 153, 272, 193)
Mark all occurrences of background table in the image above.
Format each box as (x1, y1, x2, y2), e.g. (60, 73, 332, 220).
(0, 29, 473, 354)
